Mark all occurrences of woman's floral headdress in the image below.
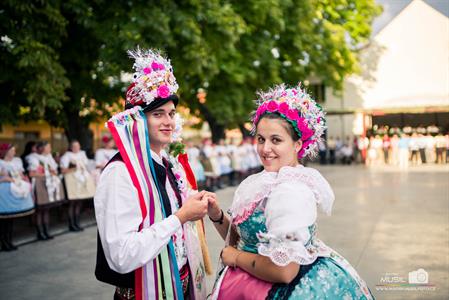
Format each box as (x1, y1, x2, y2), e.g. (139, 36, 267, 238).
(252, 83, 326, 159)
(125, 48, 179, 107)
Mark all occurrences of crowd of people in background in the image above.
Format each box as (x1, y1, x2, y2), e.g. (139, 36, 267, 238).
(0, 137, 116, 251)
(1, 126, 447, 251)
(317, 126, 449, 168)
(0, 135, 263, 251)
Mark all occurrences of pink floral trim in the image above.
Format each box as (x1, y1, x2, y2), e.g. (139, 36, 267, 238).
(232, 198, 264, 225)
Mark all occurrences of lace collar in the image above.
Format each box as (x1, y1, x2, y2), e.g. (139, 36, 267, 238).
(230, 165, 335, 224)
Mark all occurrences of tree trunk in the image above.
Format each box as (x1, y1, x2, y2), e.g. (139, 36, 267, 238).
(239, 124, 251, 139)
(197, 103, 226, 143)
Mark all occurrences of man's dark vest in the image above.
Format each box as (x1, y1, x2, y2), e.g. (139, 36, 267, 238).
(95, 152, 182, 288)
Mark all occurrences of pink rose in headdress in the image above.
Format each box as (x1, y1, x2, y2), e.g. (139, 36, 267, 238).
(287, 109, 299, 121)
(152, 61, 166, 71)
(301, 126, 314, 141)
(151, 61, 159, 70)
(267, 101, 278, 112)
(143, 67, 152, 75)
(278, 102, 289, 115)
(157, 85, 170, 98)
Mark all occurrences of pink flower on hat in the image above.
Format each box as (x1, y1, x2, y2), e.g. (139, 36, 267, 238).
(267, 101, 278, 112)
(278, 102, 289, 115)
(151, 61, 160, 71)
(301, 126, 314, 141)
(286, 109, 299, 121)
(157, 85, 170, 98)
(143, 67, 152, 75)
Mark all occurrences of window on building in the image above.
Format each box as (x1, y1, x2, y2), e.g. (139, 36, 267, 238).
(14, 131, 40, 140)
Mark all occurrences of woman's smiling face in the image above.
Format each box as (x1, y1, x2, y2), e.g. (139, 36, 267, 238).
(256, 116, 302, 172)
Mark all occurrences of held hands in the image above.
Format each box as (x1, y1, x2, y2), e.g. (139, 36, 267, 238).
(175, 191, 216, 224)
(206, 192, 222, 220)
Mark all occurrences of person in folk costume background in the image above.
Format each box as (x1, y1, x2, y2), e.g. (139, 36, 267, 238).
(94, 48, 213, 300)
(207, 83, 374, 299)
(28, 141, 65, 240)
(92, 135, 118, 184)
(185, 141, 206, 189)
(21, 141, 38, 176)
(60, 140, 96, 232)
(0, 144, 35, 251)
(201, 139, 221, 191)
(95, 135, 118, 170)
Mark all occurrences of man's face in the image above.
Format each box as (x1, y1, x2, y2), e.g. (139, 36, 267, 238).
(145, 101, 176, 152)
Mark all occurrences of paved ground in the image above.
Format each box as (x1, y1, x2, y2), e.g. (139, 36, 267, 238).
(1, 164, 448, 299)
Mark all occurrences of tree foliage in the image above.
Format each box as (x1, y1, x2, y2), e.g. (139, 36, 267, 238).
(0, 0, 381, 147)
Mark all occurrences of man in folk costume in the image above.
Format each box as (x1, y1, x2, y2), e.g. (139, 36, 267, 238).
(94, 48, 213, 300)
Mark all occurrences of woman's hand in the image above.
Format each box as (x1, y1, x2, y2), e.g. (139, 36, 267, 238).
(221, 246, 241, 267)
(205, 192, 222, 219)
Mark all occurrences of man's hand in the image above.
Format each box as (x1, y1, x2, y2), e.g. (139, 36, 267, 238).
(175, 191, 208, 224)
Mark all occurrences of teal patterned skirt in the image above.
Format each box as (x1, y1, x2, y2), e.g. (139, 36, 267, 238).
(268, 256, 372, 299)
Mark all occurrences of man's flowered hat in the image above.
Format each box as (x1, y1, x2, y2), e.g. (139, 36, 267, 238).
(125, 48, 179, 112)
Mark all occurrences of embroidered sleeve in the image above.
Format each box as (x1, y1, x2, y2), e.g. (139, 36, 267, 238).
(257, 181, 318, 266)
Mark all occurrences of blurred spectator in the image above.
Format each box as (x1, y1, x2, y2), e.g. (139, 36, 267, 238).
(95, 135, 117, 170)
(382, 135, 391, 164)
(318, 139, 327, 165)
(398, 134, 410, 169)
(28, 141, 65, 240)
(341, 143, 353, 165)
(0, 144, 35, 251)
(409, 133, 420, 165)
(435, 134, 446, 164)
(60, 140, 96, 232)
(328, 136, 336, 164)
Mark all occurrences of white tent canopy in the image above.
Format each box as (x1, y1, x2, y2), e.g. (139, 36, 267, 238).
(359, 0, 449, 110)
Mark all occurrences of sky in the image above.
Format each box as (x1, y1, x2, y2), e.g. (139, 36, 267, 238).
(372, 0, 449, 35)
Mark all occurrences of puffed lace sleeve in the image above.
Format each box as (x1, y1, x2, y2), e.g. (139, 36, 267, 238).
(257, 179, 318, 267)
(60, 152, 71, 169)
(27, 154, 40, 172)
(0, 160, 6, 174)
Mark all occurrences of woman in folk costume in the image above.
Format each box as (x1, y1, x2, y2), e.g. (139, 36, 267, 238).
(21, 141, 38, 176)
(185, 141, 206, 186)
(207, 84, 374, 299)
(201, 139, 222, 191)
(0, 144, 35, 251)
(60, 140, 96, 231)
(28, 141, 65, 240)
(94, 48, 213, 300)
(95, 135, 118, 170)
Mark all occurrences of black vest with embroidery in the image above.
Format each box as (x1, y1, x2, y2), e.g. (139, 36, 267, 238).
(95, 152, 181, 288)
